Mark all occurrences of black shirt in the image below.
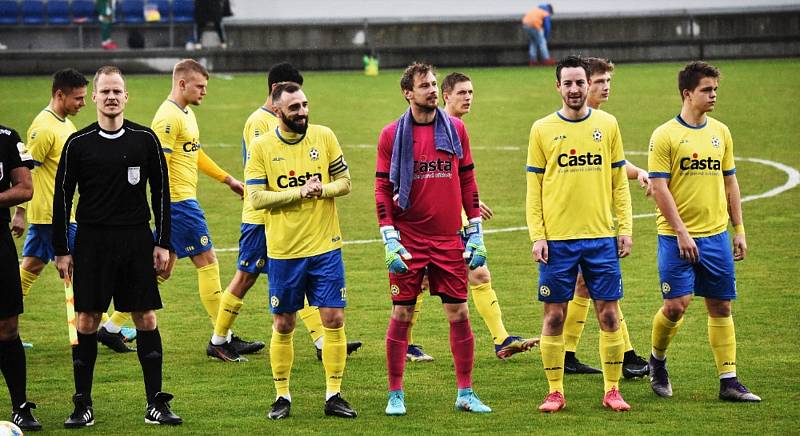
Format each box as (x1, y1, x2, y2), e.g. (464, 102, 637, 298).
(0, 124, 32, 223)
(52, 119, 171, 255)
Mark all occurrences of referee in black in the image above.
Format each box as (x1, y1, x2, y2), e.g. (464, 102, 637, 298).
(52, 66, 182, 428)
(0, 124, 40, 431)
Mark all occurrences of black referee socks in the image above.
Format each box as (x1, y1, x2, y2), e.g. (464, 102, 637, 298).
(73, 332, 98, 399)
(0, 336, 27, 407)
(136, 328, 163, 404)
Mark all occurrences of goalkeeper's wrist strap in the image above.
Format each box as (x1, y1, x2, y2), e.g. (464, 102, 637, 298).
(380, 226, 400, 243)
(463, 218, 482, 236)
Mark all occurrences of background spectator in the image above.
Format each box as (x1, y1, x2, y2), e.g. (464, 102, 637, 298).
(522, 3, 554, 66)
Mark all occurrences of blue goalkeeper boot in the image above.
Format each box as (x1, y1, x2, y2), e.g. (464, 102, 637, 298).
(120, 327, 137, 342)
(385, 390, 406, 416)
(455, 388, 492, 413)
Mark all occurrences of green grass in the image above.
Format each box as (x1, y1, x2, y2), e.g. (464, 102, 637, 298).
(0, 59, 798, 434)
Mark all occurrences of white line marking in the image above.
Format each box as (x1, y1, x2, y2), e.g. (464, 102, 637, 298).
(213, 151, 799, 253)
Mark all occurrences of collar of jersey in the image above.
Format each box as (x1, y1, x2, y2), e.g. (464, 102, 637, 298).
(168, 99, 189, 114)
(44, 108, 66, 123)
(260, 106, 276, 116)
(275, 127, 305, 145)
(556, 108, 592, 123)
(98, 125, 125, 139)
(675, 115, 707, 129)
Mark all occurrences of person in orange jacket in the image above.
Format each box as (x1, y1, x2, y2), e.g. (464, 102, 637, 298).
(522, 4, 554, 66)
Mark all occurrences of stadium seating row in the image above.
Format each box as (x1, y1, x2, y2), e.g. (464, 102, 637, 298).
(0, 0, 194, 25)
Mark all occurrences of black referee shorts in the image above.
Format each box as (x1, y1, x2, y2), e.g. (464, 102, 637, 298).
(0, 226, 23, 319)
(73, 224, 162, 313)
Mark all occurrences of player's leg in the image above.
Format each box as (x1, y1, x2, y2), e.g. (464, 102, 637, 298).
(190, 248, 222, 323)
(64, 311, 102, 428)
(405, 276, 431, 362)
(19, 224, 55, 348)
(618, 304, 649, 379)
(131, 311, 182, 425)
(208, 269, 257, 361)
(563, 272, 600, 374)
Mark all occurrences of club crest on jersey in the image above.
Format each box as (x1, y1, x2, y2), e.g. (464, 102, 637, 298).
(711, 137, 720, 148)
(539, 285, 550, 297)
(309, 148, 320, 161)
(592, 128, 603, 142)
(271, 296, 280, 308)
(661, 282, 671, 294)
(390, 284, 400, 296)
(200, 235, 209, 246)
(127, 166, 140, 185)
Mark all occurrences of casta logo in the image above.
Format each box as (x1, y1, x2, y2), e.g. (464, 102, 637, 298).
(414, 158, 451, 173)
(680, 152, 721, 170)
(557, 148, 602, 167)
(277, 170, 322, 188)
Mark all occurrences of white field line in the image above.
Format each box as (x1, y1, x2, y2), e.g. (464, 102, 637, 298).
(214, 149, 799, 252)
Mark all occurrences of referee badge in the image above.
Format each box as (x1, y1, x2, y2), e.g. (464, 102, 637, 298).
(127, 166, 141, 185)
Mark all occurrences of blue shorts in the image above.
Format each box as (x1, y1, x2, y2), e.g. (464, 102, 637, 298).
(267, 249, 346, 314)
(237, 223, 268, 274)
(537, 237, 623, 303)
(167, 199, 213, 259)
(22, 223, 77, 262)
(657, 231, 736, 300)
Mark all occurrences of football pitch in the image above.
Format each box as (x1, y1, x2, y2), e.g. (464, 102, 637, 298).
(0, 58, 798, 434)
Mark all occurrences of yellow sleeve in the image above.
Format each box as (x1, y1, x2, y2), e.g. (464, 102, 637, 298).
(245, 139, 302, 209)
(525, 124, 546, 241)
(648, 127, 672, 176)
(610, 123, 632, 236)
(198, 149, 230, 182)
(321, 129, 351, 198)
(722, 125, 735, 174)
(27, 127, 54, 164)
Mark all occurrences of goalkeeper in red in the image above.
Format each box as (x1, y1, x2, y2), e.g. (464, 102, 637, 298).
(376, 63, 491, 416)
(647, 61, 760, 402)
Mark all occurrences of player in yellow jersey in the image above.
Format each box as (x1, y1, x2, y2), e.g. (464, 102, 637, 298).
(207, 62, 361, 362)
(246, 82, 356, 419)
(403, 72, 536, 362)
(561, 57, 650, 377)
(647, 61, 760, 402)
(526, 55, 633, 412)
(11, 69, 136, 351)
(151, 59, 262, 354)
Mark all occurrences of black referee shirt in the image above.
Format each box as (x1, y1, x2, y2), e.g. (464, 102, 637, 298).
(0, 124, 33, 223)
(52, 120, 171, 255)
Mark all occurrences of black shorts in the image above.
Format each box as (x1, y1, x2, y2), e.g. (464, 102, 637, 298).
(73, 225, 162, 313)
(0, 226, 23, 319)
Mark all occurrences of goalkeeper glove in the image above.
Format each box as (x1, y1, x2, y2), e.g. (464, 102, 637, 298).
(463, 218, 487, 270)
(381, 226, 412, 274)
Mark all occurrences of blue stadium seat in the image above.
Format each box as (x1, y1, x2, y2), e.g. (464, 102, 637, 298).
(172, 0, 193, 23)
(120, 0, 145, 23)
(71, 0, 95, 23)
(148, 0, 170, 23)
(0, 0, 19, 25)
(46, 0, 70, 24)
(21, 0, 45, 24)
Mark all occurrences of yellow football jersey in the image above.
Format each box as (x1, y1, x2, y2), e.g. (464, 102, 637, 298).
(526, 109, 632, 241)
(648, 115, 735, 237)
(26, 108, 76, 224)
(241, 107, 280, 225)
(151, 99, 201, 202)
(245, 124, 347, 259)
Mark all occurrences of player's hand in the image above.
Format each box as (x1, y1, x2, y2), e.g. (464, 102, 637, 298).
(617, 235, 632, 258)
(676, 230, 699, 263)
(532, 239, 548, 264)
(55, 255, 73, 280)
(462, 219, 487, 270)
(733, 233, 747, 261)
(637, 170, 652, 196)
(381, 226, 412, 274)
(225, 176, 245, 198)
(479, 201, 494, 221)
(11, 208, 25, 238)
(153, 246, 170, 273)
(303, 175, 323, 198)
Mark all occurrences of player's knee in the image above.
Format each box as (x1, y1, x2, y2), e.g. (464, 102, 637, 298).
(468, 266, 491, 285)
(543, 307, 566, 332)
(662, 302, 686, 321)
(76, 312, 102, 334)
(705, 299, 731, 317)
(0, 317, 19, 340)
(319, 308, 344, 329)
(597, 308, 620, 331)
(443, 303, 469, 322)
(21, 257, 45, 275)
(272, 314, 296, 334)
(391, 303, 416, 322)
(131, 311, 157, 330)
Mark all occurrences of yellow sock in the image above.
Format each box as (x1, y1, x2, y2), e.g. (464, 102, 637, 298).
(299, 302, 324, 344)
(470, 282, 509, 345)
(540, 335, 565, 394)
(109, 311, 130, 327)
(100, 312, 109, 324)
(19, 268, 38, 299)
(215, 290, 243, 338)
(618, 306, 634, 352)
(197, 263, 222, 325)
(322, 326, 347, 396)
(564, 296, 591, 352)
(408, 293, 424, 344)
(708, 316, 736, 376)
(270, 328, 294, 399)
(651, 309, 683, 359)
(157, 275, 167, 286)
(599, 329, 625, 392)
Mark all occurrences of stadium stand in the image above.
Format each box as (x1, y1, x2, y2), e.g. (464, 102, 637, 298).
(0, 0, 19, 24)
(149, 0, 171, 23)
(21, 0, 46, 25)
(71, 0, 95, 22)
(120, 0, 145, 24)
(45, 0, 70, 24)
(171, 0, 193, 23)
